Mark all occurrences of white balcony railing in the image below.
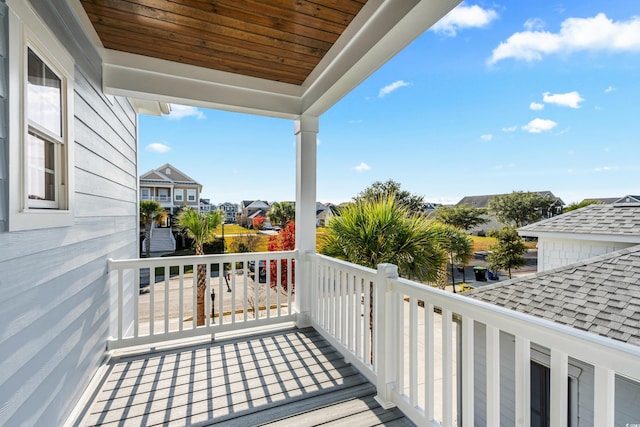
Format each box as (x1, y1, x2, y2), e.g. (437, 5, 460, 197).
(308, 253, 640, 427)
(108, 251, 297, 349)
(107, 252, 640, 426)
(140, 195, 171, 202)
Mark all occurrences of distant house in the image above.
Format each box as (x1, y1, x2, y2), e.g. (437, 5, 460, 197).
(140, 163, 202, 216)
(218, 202, 239, 224)
(239, 200, 271, 228)
(519, 196, 640, 272)
(456, 191, 565, 235)
(316, 202, 339, 227)
(465, 245, 640, 426)
(199, 198, 212, 213)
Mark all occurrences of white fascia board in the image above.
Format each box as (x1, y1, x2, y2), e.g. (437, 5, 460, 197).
(67, 0, 104, 50)
(300, 0, 462, 116)
(519, 230, 640, 244)
(102, 50, 303, 119)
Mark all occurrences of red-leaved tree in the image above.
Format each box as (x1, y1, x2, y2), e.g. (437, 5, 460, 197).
(267, 221, 296, 292)
(253, 216, 265, 230)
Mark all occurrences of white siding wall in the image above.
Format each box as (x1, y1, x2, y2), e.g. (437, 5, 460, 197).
(538, 238, 633, 272)
(0, 1, 138, 425)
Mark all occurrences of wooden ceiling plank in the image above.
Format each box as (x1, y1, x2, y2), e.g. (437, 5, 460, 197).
(94, 23, 312, 84)
(95, 0, 335, 51)
(172, 0, 342, 44)
(84, 7, 319, 70)
(257, 0, 363, 23)
(81, 0, 329, 58)
(170, 0, 349, 36)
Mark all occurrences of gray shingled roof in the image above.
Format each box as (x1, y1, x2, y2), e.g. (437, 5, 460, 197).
(465, 245, 640, 346)
(456, 191, 563, 208)
(519, 203, 640, 239)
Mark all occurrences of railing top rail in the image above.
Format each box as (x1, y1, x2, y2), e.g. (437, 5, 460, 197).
(390, 275, 640, 380)
(108, 250, 298, 271)
(311, 253, 377, 276)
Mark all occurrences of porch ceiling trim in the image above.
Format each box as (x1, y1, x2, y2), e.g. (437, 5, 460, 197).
(73, 0, 461, 119)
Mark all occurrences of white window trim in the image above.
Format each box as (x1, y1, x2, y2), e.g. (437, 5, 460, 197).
(187, 189, 196, 202)
(8, 0, 75, 231)
(174, 189, 184, 202)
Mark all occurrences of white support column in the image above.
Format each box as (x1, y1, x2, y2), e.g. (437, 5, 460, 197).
(294, 115, 318, 327)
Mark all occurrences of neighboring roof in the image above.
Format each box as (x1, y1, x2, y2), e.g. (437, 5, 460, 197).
(248, 209, 268, 219)
(615, 195, 640, 204)
(581, 197, 620, 204)
(519, 203, 640, 241)
(465, 245, 640, 346)
(218, 202, 238, 208)
(140, 163, 201, 187)
(456, 191, 563, 208)
(246, 200, 270, 210)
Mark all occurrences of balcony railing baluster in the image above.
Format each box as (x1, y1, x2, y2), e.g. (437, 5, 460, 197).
(107, 252, 640, 427)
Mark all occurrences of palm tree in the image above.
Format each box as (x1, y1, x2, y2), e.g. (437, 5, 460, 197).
(320, 196, 447, 361)
(140, 200, 163, 257)
(177, 207, 222, 326)
(439, 225, 474, 293)
(321, 197, 446, 281)
(268, 201, 295, 227)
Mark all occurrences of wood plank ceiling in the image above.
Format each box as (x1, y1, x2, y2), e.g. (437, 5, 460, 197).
(80, 0, 368, 85)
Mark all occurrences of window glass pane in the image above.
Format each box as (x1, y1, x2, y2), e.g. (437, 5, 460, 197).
(27, 132, 55, 202)
(28, 48, 61, 137)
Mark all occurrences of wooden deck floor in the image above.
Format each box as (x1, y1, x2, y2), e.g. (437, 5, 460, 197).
(77, 328, 413, 426)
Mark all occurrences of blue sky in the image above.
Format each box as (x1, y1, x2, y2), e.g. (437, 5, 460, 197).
(139, 1, 640, 206)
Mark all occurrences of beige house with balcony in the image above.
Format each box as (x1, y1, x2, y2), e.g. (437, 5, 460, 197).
(139, 163, 202, 217)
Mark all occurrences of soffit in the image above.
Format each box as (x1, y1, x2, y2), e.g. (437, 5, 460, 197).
(73, 0, 462, 118)
(79, 0, 366, 86)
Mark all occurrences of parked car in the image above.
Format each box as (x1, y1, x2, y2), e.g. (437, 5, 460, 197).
(248, 260, 267, 283)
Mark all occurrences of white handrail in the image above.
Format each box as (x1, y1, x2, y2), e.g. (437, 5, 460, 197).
(308, 253, 640, 427)
(108, 250, 298, 349)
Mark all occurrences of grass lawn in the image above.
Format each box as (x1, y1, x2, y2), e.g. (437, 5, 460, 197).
(470, 235, 536, 252)
(215, 224, 254, 234)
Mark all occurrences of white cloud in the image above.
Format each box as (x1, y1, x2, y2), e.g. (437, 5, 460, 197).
(146, 143, 171, 153)
(594, 166, 619, 172)
(604, 86, 616, 93)
(543, 91, 584, 108)
(166, 104, 206, 120)
(353, 162, 371, 172)
(378, 80, 410, 98)
(502, 125, 518, 132)
(488, 13, 640, 64)
(530, 102, 544, 110)
(524, 18, 545, 31)
(431, 4, 498, 37)
(481, 134, 493, 141)
(522, 118, 557, 133)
